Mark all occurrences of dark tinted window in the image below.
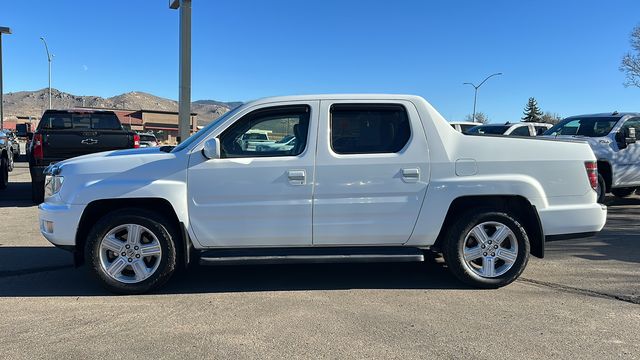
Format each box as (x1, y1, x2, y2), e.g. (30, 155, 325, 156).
(510, 126, 531, 136)
(220, 105, 310, 158)
(466, 125, 510, 135)
(39, 112, 122, 130)
(139, 134, 157, 142)
(535, 126, 549, 136)
(460, 124, 476, 133)
(543, 117, 620, 137)
(330, 104, 411, 154)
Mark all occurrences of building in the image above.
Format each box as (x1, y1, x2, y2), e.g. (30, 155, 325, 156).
(3, 108, 199, 144)
(88, 108, 198, 144)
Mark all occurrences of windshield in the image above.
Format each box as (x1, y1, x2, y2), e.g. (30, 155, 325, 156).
(466, 125, 510, 135)
(172, 106, 242, 153)
(543, 117, 620, 137)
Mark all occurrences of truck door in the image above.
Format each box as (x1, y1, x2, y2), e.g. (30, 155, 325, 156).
(613, 117, 640, 186)
(187, 102, 318, 247)
(312, 100, 430, 245)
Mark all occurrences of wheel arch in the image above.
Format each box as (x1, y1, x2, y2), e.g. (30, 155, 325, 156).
(432, 195, 544, 258)
(75, 198, 190, 267)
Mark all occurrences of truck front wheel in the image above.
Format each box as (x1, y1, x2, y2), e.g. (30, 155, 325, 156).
(443, 210, 530, 288)
(85, 209, 178, 294)
(31, 180, 44, 203)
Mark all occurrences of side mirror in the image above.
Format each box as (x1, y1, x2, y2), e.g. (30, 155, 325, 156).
(202, 138, 220, 159)
(627, 128, 637, 145)
(617, 128, 637, 149)
(27, 132, 34, 140)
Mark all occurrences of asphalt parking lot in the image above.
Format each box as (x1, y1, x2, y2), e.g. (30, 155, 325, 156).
(1, 161, 639, 359)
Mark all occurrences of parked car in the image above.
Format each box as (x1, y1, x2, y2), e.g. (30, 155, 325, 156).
(28, 109, 140, 203)
(255, 134, 297, 152)
(2, 130, 20, 158)
(138, 133, 159, 148)
(449, 121, 479, 133)
(0, 130, 15, 189)
(38, 94, 606, 294)
(542, 112, 640, 202)
(237, 129, 273, 151)
(467, 122, 552, 137)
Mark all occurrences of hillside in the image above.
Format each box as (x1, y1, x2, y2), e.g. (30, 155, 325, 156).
(2, 89, 241, 125)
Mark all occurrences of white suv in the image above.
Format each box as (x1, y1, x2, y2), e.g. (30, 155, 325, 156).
(466, 122, 552, 136)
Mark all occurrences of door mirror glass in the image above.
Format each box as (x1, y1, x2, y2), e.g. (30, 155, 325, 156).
(202, 138, 220, 159)
(627, 127, 637, 145)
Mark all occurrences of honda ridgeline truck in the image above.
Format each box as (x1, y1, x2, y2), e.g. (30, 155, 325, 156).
(38, 95, 607, 294)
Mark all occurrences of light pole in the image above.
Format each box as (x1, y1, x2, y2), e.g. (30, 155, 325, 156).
(463, 72, 502, 123)
(0, 26, 11, 130)
(170, 0, 192, 144)
(40, 37, 53, 109)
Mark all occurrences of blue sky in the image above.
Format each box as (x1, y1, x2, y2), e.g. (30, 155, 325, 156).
(1, 0, 640, 122)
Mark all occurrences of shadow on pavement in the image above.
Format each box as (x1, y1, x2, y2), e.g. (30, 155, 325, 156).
(0, 246, 469, 297)
(0, 181, 33, 207)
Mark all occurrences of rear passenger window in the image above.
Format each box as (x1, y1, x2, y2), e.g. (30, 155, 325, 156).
(510, 126, 531, 136)
(330, 104, 411, 154)
(39, 112, 122, 130)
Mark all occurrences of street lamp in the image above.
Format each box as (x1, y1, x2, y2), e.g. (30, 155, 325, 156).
(463, 72, 502, 123)
(0, 26, 11, 130)
(40, 37, 53, 109)
(170, 0, 192, 143)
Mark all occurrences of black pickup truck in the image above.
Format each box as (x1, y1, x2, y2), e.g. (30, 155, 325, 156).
(28, 109, 140, 203)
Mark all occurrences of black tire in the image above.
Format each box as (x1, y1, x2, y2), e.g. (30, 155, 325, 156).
(596, 174, 606, 204)
(442, 210, 530, 289)
(31, 180, 45, 203)
(85, 208, 178, 295)
(611, 187, 637, 198)
(0, 156, 8, 190)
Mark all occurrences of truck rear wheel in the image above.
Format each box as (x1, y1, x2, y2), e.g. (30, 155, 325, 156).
(611, 187, 637, 198)
(85, 209, 178, 294)
(443, 210, 530, 288)
(596, 174, 606, 204)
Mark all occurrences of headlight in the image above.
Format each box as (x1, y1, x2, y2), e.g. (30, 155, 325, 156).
(44, 164, 64, 198)
(45, 175, 64, 198)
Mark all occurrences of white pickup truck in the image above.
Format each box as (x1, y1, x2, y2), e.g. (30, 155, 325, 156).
(39, 94, 607, 294)
(542, 112, 640, 202)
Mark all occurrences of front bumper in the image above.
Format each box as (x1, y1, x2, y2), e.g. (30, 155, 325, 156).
(538, 202, 607, 237)
(38, 202, 86, 246)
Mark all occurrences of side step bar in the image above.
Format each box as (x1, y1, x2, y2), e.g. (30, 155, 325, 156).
(199, 247, 425, 266)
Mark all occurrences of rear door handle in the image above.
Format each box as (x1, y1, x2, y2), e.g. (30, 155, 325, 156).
(402, 168, 420, 182)
(288, 170, 306, 185)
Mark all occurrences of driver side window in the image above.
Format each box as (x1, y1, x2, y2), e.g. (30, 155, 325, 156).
(219, 105, 310, 158)
(621, 118, 640, 139)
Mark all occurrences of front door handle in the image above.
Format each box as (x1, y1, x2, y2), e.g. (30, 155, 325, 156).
(402, 168, 420, 182)
(288, 170, 306, 185)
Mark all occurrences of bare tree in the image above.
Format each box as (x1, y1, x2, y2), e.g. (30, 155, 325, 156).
(620, 25, 640, 87)
(541, 111, 562, 124)
(464, 112, 490, 124)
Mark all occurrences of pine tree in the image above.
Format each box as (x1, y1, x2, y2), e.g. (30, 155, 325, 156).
(522, 97, 543, 122)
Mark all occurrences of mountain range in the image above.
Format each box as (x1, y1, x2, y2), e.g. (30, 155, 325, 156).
(2, 89, 242, 125)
